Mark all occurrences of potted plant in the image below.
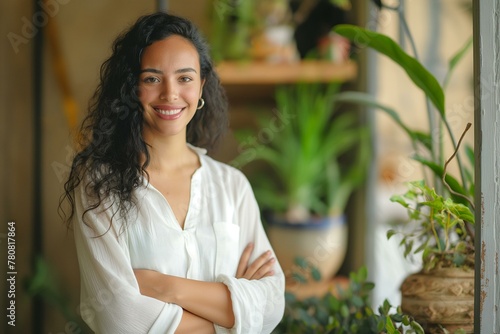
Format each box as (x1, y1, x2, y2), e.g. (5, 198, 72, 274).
(388, 181, 474, 333)
(331, 13, 475, 333)
(209, 0, 257, 62)
(209, 0, 299, 63)
(232, 82, 370, 281)
(273, 264, 425, 334)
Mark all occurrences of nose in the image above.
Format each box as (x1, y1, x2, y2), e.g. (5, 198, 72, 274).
(160, 80, 178, 101)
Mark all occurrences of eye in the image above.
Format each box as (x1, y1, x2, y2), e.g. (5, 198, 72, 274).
(179, 76, 193, 83)
(143, 76, 160, 84)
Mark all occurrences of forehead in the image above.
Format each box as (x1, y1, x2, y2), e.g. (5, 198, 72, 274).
(140, 35, 200, 69)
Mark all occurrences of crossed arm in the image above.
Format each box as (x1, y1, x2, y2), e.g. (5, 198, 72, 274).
(134, 243, 276, 333)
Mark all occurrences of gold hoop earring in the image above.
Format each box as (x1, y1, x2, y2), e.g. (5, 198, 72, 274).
(197, 98, 205, 110)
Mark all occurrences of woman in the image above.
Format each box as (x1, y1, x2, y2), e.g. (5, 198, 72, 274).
(60, 12, 285, 334)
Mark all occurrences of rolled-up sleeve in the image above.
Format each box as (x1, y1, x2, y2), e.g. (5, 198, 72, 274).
(214, 174, 285, 333)
(214, 275, 284, 333)
(73, 185, 183, 334)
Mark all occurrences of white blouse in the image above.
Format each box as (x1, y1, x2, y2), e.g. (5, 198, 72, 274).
(73, 146, 285, 334)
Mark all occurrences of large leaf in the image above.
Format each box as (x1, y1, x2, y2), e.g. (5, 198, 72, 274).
(334, 24, 445, 116)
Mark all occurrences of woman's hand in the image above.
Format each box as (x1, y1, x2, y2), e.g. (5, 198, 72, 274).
(236, 243, 275, 280)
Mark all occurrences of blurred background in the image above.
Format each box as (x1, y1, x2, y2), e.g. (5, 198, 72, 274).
(1, 0, 473, 333)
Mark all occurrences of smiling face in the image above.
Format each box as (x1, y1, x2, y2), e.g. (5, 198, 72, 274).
(138, 35, 205, 143)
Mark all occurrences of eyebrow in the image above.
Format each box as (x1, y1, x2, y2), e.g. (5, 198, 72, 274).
(140, 67, 198, 74)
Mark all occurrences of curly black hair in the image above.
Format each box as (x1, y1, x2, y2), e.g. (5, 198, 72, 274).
(59, 12, 228, 228)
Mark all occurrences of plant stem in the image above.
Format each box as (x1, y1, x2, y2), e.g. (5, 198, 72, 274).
(429, 209, 442, 252)
(441, 118, 468, 193)
(445, 212, 450, 251)
(442, 123, 473, 207)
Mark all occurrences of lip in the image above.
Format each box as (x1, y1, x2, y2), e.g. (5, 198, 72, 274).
(152, 105, 185, 120)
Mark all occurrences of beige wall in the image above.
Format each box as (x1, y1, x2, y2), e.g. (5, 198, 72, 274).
(1, 1, 35, 333)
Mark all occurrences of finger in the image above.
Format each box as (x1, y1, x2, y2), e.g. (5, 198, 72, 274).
(236, 243, 254, 278)
(244, 250, 272, 279)
(250, 257, 276, 280)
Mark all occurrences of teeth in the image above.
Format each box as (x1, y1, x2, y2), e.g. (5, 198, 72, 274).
(155, 108, 182, 115)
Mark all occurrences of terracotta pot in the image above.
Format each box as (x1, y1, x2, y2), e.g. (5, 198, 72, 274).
(266, 215, 348, 281)
(401, 267, 474, 333)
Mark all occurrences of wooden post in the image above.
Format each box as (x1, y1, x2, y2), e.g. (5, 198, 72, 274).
(473, 0, 500, 332)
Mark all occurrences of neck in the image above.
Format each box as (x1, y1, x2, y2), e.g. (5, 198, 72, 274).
(142, 133, 197, 172)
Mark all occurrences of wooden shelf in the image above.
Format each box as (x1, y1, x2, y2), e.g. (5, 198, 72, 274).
(216, 60, 357, 85)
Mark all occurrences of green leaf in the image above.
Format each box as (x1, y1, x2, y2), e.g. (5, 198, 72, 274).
(358, 266, 368, 282)
(328, 295, 341, 312)
(362, 282, 375, 293)
(410, 320, 425, 334)
(292, 273, 307, 284)
(382, 299, 391, 315)
(377, 319, 385, 333)
(351, 296, 364, 308)
(386, 229, 397, 240)
(294, 257, 309, 269)
(340, 304, 350, 318)
(443, 36, 473, 89)
(311, 267, 322, 282)
(386, 315, 397, 333)
(391, 313, 403, 323)
(390, 194, 410, 207)
(334, 25, 445, 116)
(404, 240, 414, 257)
(449, 202, 475, 223)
